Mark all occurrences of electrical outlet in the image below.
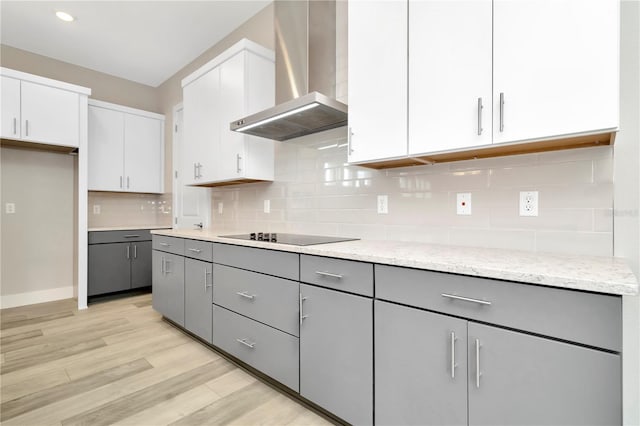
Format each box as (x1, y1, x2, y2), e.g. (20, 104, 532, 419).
(456, 193, 472, 215)
(377, 195, 389, 214)
(218, 202, 223, 214)
(5, 203, 15, 214)
(263, 199, 270, 214)
(519, 191, 539, 216)
(93, 205, 101, 214)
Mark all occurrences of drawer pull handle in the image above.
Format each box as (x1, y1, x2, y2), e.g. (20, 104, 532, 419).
(159, 242, 170, 247)
(475, 338, 482, 389)
(450, 331, 457, 379)
(236, 291, 255, 300)
(236, 338, 255, 349)
(315, 271, 343, 279)
(124, 234, 140, 238)
(188, 248, 202, 253)
(441, 293, 491, 306)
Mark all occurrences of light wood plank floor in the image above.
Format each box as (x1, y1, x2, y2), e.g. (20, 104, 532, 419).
(0, 294, 334, 425)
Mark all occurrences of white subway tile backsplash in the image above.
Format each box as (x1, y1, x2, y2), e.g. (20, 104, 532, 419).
(209, 135, 613, 257)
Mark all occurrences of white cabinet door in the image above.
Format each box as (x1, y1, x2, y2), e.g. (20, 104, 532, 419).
(1, 76, 21, 139)
(124, 114, 163, 193)
(218, 52, 246, 181)
(348, 0, 408, 163)
(409, 0, 493, 155)
(88, 106, 125, 191)
(182, 68, 220, 185)
(20, 80, 80, 147)
(493, 0, 619, 144)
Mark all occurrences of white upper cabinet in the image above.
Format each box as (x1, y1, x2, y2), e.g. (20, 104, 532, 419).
(1, 69, 89, 148)
(348, 0, 619, 165)
(408, 0, 493, 155)
(181, 39, 275, 187)
(348, 1, 408, 164)
(492, 0, 619, 144)
(88, 100, 164, 194)
(1, 76, 21, 139)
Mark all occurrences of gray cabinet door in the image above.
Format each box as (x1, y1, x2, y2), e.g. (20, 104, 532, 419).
(184, 258, 212, 343)
(130, 241, 152, 289)
(375, 301, 468, 426)
(468, 322, 621, 426)
(88, 243, 131, 296)
(299, 284, 372, 425)
(152, 250, 185, 327)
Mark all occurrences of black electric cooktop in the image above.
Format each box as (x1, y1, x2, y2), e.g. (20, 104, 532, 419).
(219, 233, 359, 246)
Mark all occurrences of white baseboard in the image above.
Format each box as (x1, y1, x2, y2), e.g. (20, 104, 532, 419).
(1, 286, 75, 309)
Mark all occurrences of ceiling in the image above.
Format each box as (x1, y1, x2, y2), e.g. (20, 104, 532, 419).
(0, 1, 271, 87)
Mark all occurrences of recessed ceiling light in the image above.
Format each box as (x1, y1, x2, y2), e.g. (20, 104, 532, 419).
(55, 11, 75, 22)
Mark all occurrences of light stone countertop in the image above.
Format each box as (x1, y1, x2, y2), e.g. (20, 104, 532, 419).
(89, 225, 172, 232)
(151, 228, 639, 296)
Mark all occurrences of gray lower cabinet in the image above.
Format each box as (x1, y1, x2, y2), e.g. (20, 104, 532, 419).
(184, 258, 212, 343)
(375, 300, 621, 426)
(375, 300, 468, 426)
(88, 232, 153, 296)
(468, 322, 621, 426)
(299, 283, 373, 425)
(152, 250, 185, 327)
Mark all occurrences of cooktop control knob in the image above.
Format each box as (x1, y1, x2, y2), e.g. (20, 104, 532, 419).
(270, 233, 277, 242)
(250, 232, 256, 240)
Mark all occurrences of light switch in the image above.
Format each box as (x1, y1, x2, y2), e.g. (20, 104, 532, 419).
(93, 205, 101, 214)
(5, 203, 15, 214)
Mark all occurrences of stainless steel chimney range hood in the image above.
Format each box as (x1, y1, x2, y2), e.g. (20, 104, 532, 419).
(230, 0, 347, 141)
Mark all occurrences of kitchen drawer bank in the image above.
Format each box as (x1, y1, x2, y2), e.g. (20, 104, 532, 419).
(151, 233, 628, 426)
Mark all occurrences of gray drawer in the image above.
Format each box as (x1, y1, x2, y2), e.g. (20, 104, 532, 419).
(152, 235, 184, 256)
(375, 265, 622, 352)
(183, 239, 213, 262)
(89, 229, 151, 244)
(213, 264, 299, 336)
(212, 305, 299, 391)
(300, 255, 373, 297)
(212, 243, 298, 280)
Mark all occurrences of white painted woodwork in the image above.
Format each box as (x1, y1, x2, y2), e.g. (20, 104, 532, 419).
(20, 80, 80, 147)
(181, 39, 275, 186)
(347, 0, 408, 163)
(88, 100, 164, 194)
(493, 0, 619, 144)
(1, 76, 21, 139)
(88, 106, 124, 191)
(409, 0, 493, 155)
(124, 113, 163, 193)
(172, 104, 211, 229)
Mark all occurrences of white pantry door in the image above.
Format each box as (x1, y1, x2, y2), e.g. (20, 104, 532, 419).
(172, 105, 211, 229)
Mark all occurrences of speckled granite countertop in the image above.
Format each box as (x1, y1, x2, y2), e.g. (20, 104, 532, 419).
(151, 228, 638, 296)
(89, 225, 171, 232)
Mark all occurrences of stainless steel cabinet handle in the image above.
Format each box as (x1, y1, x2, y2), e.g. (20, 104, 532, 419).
(315, 271, 343, 279)
(133, 244, 137, 259)
(299, 293, 308, 325)
(120, 176, 123, 189)
(161, 256, 165, 274)
(236, 154, 242, 173)
(236, 338, 255, 349)
(475, 338, 481, 388)
(499, 92, 505, 132)
(347, 127, 354, 155)
(126, 245, 130, 259)
(159, 242, 170, 247)
(204, 269, 212, 291)
(13, 118, 17, 135)
(451, 331, 457, 379)
(124, 234, 140, 238)
(236, 291, 255, 300)
(441, 293, 492, 306)
(127, 176, 130, 189)
(25, 119, 29, 136)
(193, 163, 197, 180)
(197, 163, 202, 178)
(188, 248, 202, 253)
(477, 97, 483, 136)
(165, 259, 171, 274)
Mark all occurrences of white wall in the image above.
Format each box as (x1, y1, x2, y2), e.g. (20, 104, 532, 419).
(615, 2, 640, 425)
